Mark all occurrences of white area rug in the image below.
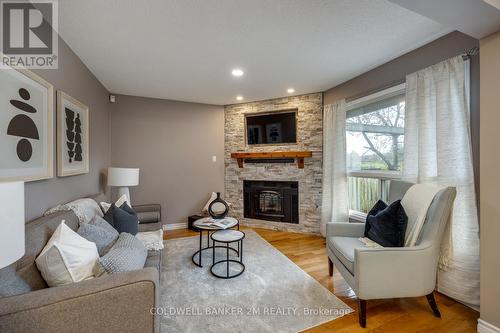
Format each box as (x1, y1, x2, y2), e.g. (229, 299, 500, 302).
(159, 230, 352, 332)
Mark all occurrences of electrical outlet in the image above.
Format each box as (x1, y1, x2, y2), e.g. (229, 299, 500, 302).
(212, 155, 217, 162)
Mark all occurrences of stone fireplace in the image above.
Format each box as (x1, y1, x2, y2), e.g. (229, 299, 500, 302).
(224, 93, 323, 234)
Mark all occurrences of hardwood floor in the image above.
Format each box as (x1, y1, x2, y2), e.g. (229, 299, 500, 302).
(164, 227, 479, 332)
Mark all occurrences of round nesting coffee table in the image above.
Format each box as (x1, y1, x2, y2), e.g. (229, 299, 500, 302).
(210, 230, 245, 279)
(191, 217, 239, 267)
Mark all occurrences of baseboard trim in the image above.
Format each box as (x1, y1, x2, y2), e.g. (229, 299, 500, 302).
(162, 222, 188, 231)
(478, 319, 500, 333)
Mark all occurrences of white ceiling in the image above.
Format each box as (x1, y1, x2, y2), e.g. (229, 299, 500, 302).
(58, 0, 450, 105)
(388, 0, 500, 39)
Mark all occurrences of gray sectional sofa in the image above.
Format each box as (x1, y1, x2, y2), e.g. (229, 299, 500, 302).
(0, 193, 163, 333)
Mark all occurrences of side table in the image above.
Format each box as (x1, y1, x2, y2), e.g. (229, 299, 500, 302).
(191, 217, 239, 267)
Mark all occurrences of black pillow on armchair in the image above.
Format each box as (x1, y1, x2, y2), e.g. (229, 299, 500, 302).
(364, 200, 408, 247)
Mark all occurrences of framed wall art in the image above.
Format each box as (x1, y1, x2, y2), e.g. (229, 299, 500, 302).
(57, 91, 89, 177)
(0, 65, 54, 182)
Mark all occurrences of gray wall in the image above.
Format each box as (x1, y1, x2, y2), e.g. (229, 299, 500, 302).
(324, 31, 480, 198)
(25, 37, 111, 221)
(110, 95, 224, 225)
(479, 30, 500, 329)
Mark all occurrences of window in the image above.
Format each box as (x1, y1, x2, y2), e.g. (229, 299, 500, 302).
(345, 84, 405, 218)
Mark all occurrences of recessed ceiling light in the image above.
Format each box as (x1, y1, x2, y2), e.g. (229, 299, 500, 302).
(236, 95, 244, 101)
(231, 69, 244, 77)
(287, 88, 295, 94)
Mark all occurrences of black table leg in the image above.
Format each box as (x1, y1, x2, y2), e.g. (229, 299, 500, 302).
(198, 231, 202, 267)
(226, 243, 229, 278)
(212, 239, 216, 265)
(192, 223, 240, 268)
(209, 234, 246, 279)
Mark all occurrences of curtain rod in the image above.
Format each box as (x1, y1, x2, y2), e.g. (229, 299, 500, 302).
(345, 48, 479, 103)
(462, 47, 479, 60)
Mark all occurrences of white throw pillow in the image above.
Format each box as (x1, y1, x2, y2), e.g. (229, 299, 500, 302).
(100, 194, 128, 213)
(35, 221, 99, 287)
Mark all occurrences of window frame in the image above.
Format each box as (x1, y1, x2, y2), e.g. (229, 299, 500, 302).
(345, 83, 406, 221)
(345, 83, 406, 114)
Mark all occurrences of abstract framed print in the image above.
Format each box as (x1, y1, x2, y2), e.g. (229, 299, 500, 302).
(0, 65, 54, 182)
(57, 91, 89, 177)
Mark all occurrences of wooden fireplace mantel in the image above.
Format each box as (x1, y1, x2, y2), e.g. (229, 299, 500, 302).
(230, 151, 313, 169)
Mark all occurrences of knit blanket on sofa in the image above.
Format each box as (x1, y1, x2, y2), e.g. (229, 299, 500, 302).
(44, 198, 103, 225)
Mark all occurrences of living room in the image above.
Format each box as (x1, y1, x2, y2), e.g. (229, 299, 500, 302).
(0, 1, 499, 332)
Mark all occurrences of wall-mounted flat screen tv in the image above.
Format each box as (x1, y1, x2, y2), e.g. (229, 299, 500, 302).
(246, 110, 297, 145)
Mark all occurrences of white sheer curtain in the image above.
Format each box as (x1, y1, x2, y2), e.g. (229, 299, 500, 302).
(321, 100, 348, 236)
(404, 55, 480, 306)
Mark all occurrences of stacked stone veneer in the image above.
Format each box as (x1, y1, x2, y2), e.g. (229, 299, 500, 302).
(224, 93, 323, 234)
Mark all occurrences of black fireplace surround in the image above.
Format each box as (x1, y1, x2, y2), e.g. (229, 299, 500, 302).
(244, 180, 299, 224)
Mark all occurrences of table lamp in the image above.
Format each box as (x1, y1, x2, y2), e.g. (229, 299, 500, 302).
(107, 167, 139, 205)
(0, 182, 25, 269)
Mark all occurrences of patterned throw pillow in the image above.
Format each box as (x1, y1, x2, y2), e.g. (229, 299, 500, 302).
(78, 216, 119, 256)
(93, 233, 147, 277)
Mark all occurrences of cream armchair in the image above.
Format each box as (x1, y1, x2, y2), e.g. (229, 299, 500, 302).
(326, 180, 456, 327)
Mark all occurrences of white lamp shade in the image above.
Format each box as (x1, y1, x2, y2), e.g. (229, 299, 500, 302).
(107, 167, 140, 187)
(0, 182, 25, 268)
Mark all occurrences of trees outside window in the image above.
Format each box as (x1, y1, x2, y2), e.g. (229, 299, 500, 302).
(345, 87, 405, 214)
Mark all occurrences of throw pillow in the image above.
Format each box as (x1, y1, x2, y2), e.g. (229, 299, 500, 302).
(364, 199, 387, 237)
(364, 200, 408, 247)
(120, 202, 137, 216)
(366, 200, 388, 221)
(89, 214, 120, 235)
(78, 216, 119, 256)
(35, 221, 99, 287)
(103, 203, 139, 235)
(100, 194, 128, 213)
(93, 233, 148, 277)
(120, 201, 143, 224)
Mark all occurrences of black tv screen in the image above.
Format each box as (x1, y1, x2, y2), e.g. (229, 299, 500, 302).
(246, 111, 297, 145)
